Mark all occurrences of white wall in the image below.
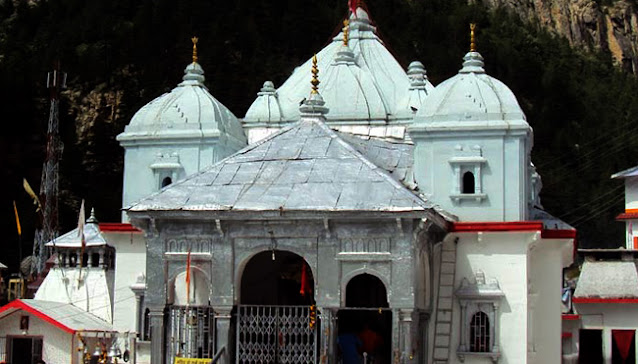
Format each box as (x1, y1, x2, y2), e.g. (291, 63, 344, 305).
(428, 231, 570, 364)
(0, 310, 74, 364)
(106, 231, 147, 333)
(528, 239, 565, 364)
(412, 133, 529, 222)
(576, 302, 638, 364)
(121, 141, 216, 221)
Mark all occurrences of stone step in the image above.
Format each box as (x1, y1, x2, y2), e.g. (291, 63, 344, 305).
(440, 273, 455, 286)
(433, 347, 449, 360)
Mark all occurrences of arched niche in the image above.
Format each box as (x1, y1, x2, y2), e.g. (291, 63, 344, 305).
(239, 250, 315, 305)
(169, 267, 210, 306)
(345, 273, 389, 308)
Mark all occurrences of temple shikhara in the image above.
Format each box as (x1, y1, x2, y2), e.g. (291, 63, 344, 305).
(0, 4, 579, 364)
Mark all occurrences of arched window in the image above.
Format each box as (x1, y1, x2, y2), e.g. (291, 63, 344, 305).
(470, 311, 490, 352)
(462, 171, 475, 194)
(162, 176, 172, 188)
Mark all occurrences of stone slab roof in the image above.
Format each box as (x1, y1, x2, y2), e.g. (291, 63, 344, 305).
(127, 119, 436, 217)
(574, 260, 638, 299)
(45, 221, 109, 248)
(336, 132, 416, 190)
(0, 299, 115, 333)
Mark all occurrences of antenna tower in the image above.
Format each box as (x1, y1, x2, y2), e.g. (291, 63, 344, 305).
(32, 63, 66, 274)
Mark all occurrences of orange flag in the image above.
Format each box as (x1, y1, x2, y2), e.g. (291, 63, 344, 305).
(13, 201, 21, 236)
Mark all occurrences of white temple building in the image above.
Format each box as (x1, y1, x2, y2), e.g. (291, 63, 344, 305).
(1, 4, 577, 364)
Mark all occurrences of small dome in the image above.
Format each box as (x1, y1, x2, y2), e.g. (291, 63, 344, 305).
(244, 81, 283, 123)
(119, 61, 246, 146)
(416, 52, 526, 125)
(400, 61, 434, 114)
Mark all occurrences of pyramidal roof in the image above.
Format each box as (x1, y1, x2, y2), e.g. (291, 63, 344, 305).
(127, 117, 438, 218)
(243, 7, 432, 125)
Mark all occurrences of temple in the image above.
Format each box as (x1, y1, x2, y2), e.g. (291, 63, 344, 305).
(3, 5, 576, 364)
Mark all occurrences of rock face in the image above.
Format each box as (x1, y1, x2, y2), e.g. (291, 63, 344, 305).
(479, 0, 638, 72)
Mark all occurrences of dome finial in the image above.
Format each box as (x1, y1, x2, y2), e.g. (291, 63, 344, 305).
(343, 20, 350, 46)
(311, 54, 320, 94)
(191, 36, 199, 64)
(470, 23, 477, 52)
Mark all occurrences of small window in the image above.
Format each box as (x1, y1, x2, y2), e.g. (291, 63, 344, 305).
(81, 253, 89, 267)
(462, 171, 475, 194)
(69, 253, 78, 268)
(91, 253, 100, 267)
(470, 311, 490, 352)
(162, 177, 172, 188)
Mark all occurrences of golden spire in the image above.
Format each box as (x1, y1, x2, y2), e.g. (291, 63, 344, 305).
(311, 54, 320, 94)
(470, 23, 477, 52)
(191, 36, 199, 64)
(343, 19, 350, 46)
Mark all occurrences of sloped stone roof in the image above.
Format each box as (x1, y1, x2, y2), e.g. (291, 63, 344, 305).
(336, 132, 416, 189)
(127, 118, 435, 216)
(574, 260, 638, 299)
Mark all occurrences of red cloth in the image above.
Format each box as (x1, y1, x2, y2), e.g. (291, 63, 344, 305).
(300, 265, 308, 296)
(613, 330, 635, 361)
(348, 0, 358, 17)
(185, 249, 191, 303)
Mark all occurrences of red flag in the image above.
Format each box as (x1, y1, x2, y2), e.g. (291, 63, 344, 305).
(300, 264, 308, 296)
(185, 249, 192, 304)
(348, 0, 358, 17)
(613, 330, 635, 361)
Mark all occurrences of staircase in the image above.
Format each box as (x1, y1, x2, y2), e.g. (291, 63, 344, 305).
(432, 238, 457, 363)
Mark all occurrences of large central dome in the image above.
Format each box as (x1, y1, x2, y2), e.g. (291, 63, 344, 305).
(244, 7, 433, 128)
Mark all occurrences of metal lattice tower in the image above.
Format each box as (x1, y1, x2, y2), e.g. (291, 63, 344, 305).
(32, 65, 66, 274)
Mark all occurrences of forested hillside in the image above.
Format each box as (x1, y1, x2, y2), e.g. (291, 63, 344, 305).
(2, 0, 638, 272)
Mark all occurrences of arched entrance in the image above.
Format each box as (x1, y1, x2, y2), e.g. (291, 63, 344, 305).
(339, 273, 392, 364)
(240, 250, 314, 305)
(237, 250, 317, 363)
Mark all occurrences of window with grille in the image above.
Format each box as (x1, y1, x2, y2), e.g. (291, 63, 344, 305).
(455, 272, 503, 362)
(469, 311, 490, 352)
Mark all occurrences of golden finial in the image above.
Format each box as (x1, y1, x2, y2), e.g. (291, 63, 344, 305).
(343, 20, 350, 46)
(311, 54, 320, 94)
(470, 23, 477, 52)
(191, 36, 199, 64)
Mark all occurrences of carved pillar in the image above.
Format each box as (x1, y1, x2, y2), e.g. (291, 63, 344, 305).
(392, 308, 400, 363)
(459, 302, 468, 352)
(318, 307, 337, 363)
(399, 309, 414, 363)
(214, 306, 233, 364)
(148, 307, 165, 364)
(492, 302, 500, 353)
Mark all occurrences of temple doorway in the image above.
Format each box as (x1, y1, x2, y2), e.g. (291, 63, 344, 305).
(338, 273, 392, 364)
(237, 250, 317, 363)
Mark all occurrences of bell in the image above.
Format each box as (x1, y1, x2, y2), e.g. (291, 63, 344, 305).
(92, 345, 102, 357)
(107, 345, 119, 358)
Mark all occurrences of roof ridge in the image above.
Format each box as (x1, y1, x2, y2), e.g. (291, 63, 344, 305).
(308, 120, 432, 210)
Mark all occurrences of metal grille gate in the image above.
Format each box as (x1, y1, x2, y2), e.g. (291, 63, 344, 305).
(237, 305, 316, 364)
(168, 306, 214, 361)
